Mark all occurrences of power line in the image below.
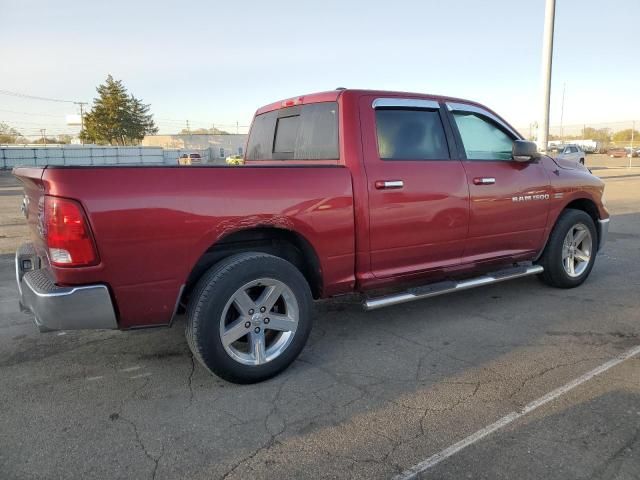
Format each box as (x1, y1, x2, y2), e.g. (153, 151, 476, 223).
(0, 108, 71, 118)
(0, 89, 80, 104)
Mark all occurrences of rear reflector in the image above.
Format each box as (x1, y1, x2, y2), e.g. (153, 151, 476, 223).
(44, 196, 98, 267)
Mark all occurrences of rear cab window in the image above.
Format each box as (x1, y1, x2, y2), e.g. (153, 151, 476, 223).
(246, 102, 339, 161)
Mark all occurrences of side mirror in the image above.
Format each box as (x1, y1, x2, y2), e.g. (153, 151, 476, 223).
(512, 140, 540, 162)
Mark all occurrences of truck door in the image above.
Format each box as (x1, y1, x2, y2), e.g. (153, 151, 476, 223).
(360, 96, 469, 279)
(445, 102, 551, 262)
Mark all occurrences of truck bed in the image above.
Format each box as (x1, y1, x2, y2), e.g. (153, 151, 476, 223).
(14, 165, 356, 328)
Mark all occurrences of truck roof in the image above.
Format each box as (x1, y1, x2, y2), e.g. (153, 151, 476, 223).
(254, 88, 492, 116)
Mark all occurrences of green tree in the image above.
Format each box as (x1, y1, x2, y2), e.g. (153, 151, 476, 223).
(80, 75, 158, 145)
(0, 122, 27, 144)
(612, 129, 639, 142)
(32, 137, 59, 144)
(581, 127, 611, 143)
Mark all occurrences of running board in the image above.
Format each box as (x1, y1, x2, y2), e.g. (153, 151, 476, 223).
(363, 265, 544, 311)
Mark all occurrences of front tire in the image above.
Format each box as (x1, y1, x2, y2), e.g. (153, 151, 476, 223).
(186, 252, 313, 384)
(538, 209, 598, 288)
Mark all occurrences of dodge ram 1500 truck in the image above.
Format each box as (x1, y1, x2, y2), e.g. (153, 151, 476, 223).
(13, 89, 609, 383)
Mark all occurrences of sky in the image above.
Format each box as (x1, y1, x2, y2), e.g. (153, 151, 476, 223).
(1, 0, 638, 137)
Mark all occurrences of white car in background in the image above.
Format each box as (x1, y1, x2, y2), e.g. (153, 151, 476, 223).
(551, 144, 585, 165)
(177, 152, 203, 165)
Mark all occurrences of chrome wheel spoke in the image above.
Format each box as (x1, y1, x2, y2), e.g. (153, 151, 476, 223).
(566, 257, 575, 275)
(249, 330, 266, 364)
(574, 249, 590, 262)
(222, 317, 250, 346)
(233, 290, 255, 314)
(573, 229, 587, 246)
(265, 314, 297, 333)
(256, 284, 282, 312)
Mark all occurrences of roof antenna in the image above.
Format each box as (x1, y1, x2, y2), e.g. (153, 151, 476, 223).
(335, 87, 346, 90)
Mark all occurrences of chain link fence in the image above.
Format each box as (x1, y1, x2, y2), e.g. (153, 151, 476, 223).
(0, 145, 226, 169)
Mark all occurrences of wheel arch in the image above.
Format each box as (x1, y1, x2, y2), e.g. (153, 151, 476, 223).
(182, 227, 323, 307)
(563, 198, 600, 227)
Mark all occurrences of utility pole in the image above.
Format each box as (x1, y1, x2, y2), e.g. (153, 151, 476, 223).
(40, 129, 47, 145)
(186, 120, 191, 135)
(538, 0, 556, 153)
(630, 120, 635, 168)
(236, 121, 239, 134)
(559, 83, 566, 143)
(74, 101, 87, 145)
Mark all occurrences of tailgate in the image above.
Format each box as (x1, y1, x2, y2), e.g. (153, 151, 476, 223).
(12, 166, 47, 251)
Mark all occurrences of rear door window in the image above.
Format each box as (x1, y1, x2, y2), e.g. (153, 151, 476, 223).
(375, 109, 449, 160)
(246, 102, 339, 160)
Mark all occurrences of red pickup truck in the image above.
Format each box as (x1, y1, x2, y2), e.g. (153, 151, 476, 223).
(14, 89, 609, 383)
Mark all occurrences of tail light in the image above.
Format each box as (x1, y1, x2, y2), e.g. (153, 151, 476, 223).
(44, 196, 98, 267)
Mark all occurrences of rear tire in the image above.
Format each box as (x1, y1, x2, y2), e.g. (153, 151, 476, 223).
(538, 209, 597, 288)
(186, 252, 313, 384)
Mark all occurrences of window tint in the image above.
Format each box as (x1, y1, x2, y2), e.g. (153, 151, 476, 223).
(246, 110, 277, 160)
(375, 109, 449, 160)
(245, 102, 339, 160)
(453, 112, 514, 160)
(274, 115, 299, 153)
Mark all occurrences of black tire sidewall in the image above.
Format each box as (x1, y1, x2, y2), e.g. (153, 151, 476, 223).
(188, 253, 312, 384)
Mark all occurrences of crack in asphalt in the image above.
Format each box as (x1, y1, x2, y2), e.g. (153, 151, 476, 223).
(109, 376, 164, 480)
(119, 414, 165, 480)
(187, 351, 195, 404)
(219, 379, 289, 480)
(507, 356, 610, 404)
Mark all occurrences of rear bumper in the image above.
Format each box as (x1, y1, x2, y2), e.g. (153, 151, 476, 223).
(16, 243, 118, 332)
(597, 218, 610, 252)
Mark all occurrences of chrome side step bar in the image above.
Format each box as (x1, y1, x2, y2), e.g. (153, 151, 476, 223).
(363, 265, 544, 311)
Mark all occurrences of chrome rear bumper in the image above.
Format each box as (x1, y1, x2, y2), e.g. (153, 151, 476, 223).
(16, 243, 117, 332)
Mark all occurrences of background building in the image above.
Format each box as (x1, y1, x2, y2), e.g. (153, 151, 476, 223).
(142, 134, 247, 160)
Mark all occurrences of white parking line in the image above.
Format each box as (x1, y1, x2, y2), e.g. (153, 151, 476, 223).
(120, 366, 141, 372)
(394, 344, 640, 480)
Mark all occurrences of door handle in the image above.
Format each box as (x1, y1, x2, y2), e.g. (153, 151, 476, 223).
(375, 180, 404, 190)
(473, 177, 496, 185)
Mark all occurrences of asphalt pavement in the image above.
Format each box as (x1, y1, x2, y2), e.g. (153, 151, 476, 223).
(0, 159, 639, 480)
